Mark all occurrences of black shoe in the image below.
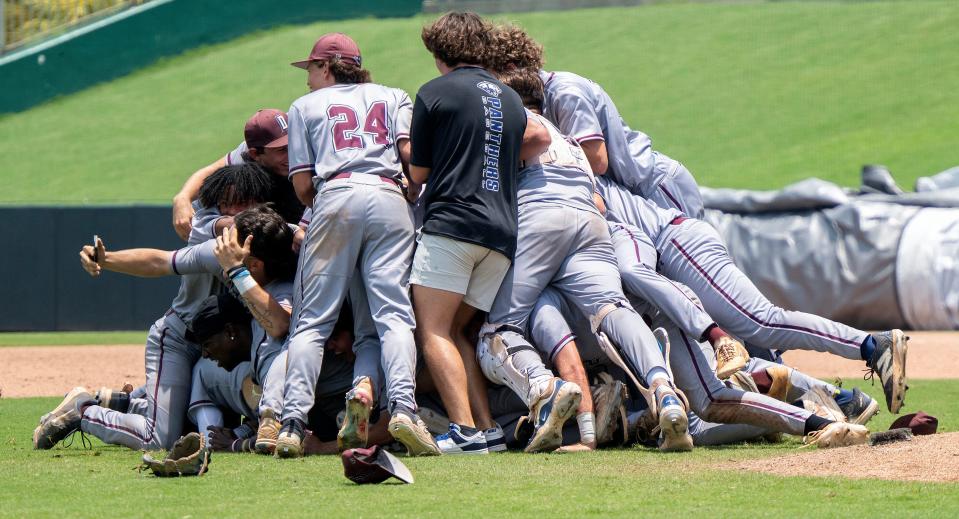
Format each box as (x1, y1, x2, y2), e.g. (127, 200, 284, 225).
(867, 330, 908, 413)
(838, 387, 880, 425)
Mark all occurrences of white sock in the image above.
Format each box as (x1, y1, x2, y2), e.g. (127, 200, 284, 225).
(577, 412, 596, 444)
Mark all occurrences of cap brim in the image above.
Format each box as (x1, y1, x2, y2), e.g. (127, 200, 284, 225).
(291, 60, 310, 69)
(265, 134, 288, 149)
(374, 448, 414, 484)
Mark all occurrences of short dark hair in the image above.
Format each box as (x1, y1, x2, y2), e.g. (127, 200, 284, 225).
(496, 67, 544, 111)
(233, 204, 297, 282)
(485, 23, 544, 74)
(421, 12, 492, 68)
(198, 163, 274, 209)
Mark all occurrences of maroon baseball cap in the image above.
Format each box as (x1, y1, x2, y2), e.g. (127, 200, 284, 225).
(291, 32, 362, 69)
(244, 109, 288, 149)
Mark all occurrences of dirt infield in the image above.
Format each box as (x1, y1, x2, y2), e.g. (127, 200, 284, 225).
(732, 432, 959, 483)
(0, 345, 145, 398)
(0, 331, 955, 398)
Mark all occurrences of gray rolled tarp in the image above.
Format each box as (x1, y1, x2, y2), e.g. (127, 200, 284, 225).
(699, 167, 959, 331)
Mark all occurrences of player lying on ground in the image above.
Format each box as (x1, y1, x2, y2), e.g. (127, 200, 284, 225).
(409, 12, 551, 454)
(34, 166, 275, 451)
(172, 109, 304, 239)
(276, 32, 438, 458)
(596, 173, 908, 414)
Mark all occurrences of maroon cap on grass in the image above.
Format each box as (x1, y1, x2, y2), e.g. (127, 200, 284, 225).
(342, 445, 414, 485)
(244, 109, 288, 149)
(890, 411, 938, 435)
(291, 33, 362, 69)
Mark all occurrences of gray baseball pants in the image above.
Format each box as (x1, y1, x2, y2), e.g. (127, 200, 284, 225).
(647, 152, 704, 219)
(80, 313, 200, 450)
(283, 174, 417, 424)
(488, 204, 669, 405)
(657, 219, 869, 360)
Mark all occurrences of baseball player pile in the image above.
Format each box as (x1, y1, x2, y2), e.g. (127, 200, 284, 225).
(34, 12, 910, 464)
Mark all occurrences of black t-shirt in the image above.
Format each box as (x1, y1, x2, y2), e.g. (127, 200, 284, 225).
(410, 66, 526, 258)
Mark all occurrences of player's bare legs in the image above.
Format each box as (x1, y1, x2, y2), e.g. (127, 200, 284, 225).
(551, 341, 596, 451)
(414, 286, 476, 429)
(452, 306, 496, 431)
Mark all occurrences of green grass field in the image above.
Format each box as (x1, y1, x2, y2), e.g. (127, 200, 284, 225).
(0, 331, 145, 347)
(1, 1, 957, 204)
(2, 380, 957, 517)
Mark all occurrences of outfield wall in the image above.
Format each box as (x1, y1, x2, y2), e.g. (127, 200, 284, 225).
(0, 0, 420, 113)
(0, 206, 181, 331)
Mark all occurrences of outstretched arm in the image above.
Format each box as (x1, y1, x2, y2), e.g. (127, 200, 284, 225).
(80, 237, 173, 278)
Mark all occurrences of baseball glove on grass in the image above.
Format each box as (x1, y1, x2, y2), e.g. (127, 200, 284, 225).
(140, 432, 211, 477)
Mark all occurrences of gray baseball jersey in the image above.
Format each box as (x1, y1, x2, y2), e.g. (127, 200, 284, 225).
(287, 83, 411, 181)
(518, 113, 598, 215)
(540, 70, 704, 218)
(283, 82, 419, 425)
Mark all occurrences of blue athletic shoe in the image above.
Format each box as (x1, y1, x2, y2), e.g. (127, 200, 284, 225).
(436, 423, 489, 455)
(525, 377, 582, 453)
(484, 424, 507, 453)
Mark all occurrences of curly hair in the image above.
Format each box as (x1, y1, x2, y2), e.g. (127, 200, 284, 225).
(495, 67, 544, 111)
(485, 23, 544, 74)
(320, 57, 372, 84)
(198, 163, 274, 209)
(421, 12, 492, 67)
(234, 204, 297, 282)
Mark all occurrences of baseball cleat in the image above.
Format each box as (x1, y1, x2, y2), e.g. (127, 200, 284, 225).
(274, 420, 304, 458)
(868, 330, 908, 414)
(254, 409, 281, 454)
(799, 387, 847, 422)
(435, 423, 489, 455)
(714, 336, 749, 380)
(337, 377, 374, 452)
(726, 370, 759, 393)
(484, 424, 507, 453)
(763, 365, 794, 401)
(591, 372, 626, 446)
(838, 387, 880, 426)
(525, 378, 582, 453)
(388, 412, 441, 456)
(803, 422, 869, 448)
(33, 387, 94, 450)
(654, 383, 693, 452)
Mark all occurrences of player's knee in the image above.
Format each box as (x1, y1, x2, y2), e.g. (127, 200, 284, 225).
(477, 323, 535, 385)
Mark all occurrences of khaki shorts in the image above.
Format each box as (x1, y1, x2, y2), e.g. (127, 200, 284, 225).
(409, 233, 511, 312)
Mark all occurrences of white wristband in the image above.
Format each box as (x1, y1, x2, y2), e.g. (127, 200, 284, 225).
(577, 412, 596, 444)
(232, 270, 258, 295)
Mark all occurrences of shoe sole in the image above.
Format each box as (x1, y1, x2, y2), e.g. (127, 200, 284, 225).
(659, 408, 693, 452)
(389, 419, 441, 456)
(274, 438, 302, 458)
(594, 383, 625, 445)
(851, 398, 880, 426)
(888, 330, 908, 414)
(254, 438, 276, 455)
(337, 392, 371, 451)
(486, 442, 507, 453)
(39, 387, 88, 426)
(525, 384, 582, 453)
(715, 357, 747, 380)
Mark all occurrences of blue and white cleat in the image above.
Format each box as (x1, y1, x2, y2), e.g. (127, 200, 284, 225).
(524, 378, 582, 453)
(436, 423, 489, 455)
(484, 424, 507, 453)
(655, 384, 693, 452)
